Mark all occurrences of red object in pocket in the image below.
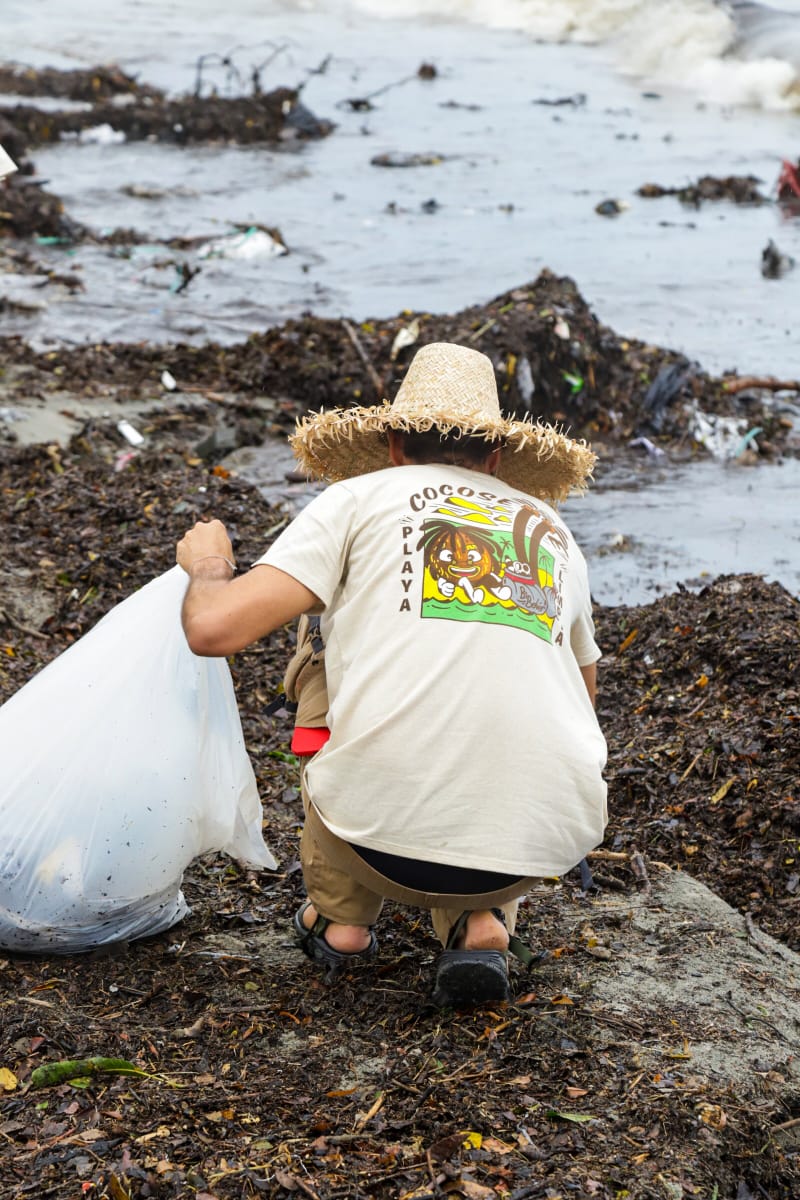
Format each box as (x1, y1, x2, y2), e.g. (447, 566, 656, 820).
(291, 726, 331, 755)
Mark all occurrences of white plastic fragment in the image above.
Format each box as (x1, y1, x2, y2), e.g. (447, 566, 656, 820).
(77, 124, 126, 145)
(687, 405, 748, 460)
(0, 143, 18, 179)
(390, 318, 420, 361)
(198, 227, 288, 261)
(161, 369, 177, 391)
(516, 356, 535, 408)
(629, 436, 666, 458)
(117, 419, 145, 447)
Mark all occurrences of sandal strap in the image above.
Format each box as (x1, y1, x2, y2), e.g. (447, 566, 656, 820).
(444, 910, 472, 950)
(445, 909, 545, 969)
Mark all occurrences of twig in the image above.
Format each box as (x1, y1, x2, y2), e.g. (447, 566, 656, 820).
(0, 607, 50, 640)
(773, 1116, 800, 1132)
(587, 849, 671, 870)
(353, 1091, 384, 1132)
(341, 319, 383, 398)
(630, 848, 652, 894)
(339, 72, 418, 110)
(744, 911, 768, 954)
(721, 375, 800, 394)
(468, 317, 496, 343)
(678, 750, 703, 783)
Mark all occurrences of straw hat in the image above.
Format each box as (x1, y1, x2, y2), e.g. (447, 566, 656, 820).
(290, 342, 596, 501)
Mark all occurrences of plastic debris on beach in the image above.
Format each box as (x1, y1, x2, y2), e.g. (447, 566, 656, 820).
(76, 123, 126, 145)
(390, 318, 420, 361)
(116, 419, 144, 447)
(629, 436, 666, 458)
(761, 239, 795, 279)
(0, 142, 18, 178)
(687, 405, 750, 459)
(197, 227, 288, 261)
(595, 198, 628, 217)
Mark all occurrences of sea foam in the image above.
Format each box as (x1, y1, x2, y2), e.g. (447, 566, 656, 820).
(345, 0, 800, 109)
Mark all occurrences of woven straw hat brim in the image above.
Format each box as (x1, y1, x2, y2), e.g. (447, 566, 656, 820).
(290, 403, 597, 502)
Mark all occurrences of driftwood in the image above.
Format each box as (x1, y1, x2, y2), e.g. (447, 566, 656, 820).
(721, 375, 800, 394)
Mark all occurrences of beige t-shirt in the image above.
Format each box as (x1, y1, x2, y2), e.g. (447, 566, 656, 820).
(257, 464, 607, 877)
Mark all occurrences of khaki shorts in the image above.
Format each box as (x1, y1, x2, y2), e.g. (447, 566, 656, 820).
(299, 777, 534, 946)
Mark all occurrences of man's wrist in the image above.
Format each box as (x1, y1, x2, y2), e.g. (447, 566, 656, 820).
(189, 554, 236, 578)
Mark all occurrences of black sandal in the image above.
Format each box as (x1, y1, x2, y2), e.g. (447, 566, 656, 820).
(432, 911, 510, 1008)
(432, 909, 542, 1008)
(292, 900, 378, 973)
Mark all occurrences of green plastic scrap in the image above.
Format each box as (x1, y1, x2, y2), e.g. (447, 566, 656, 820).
(561, 370, 584, 395)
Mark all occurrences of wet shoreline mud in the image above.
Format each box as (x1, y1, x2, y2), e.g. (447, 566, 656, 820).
(1, 60, 799, 1200)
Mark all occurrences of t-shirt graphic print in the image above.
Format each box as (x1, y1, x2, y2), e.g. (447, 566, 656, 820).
(411, 491, 569, 644)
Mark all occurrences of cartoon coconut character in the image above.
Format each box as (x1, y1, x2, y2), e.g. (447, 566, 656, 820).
(417, 519, 511, 606)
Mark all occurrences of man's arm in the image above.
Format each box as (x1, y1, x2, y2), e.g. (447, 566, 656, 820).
(580, 661, 597, 707)
(177, 519, 320, 657)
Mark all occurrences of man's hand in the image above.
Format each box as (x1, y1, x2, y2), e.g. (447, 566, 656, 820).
(176, 518, 321, 657)
(177, 519, 235, 575)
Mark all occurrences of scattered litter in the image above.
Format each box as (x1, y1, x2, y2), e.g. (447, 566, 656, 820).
(114, 450, 138, 472)
(197, 227, 288, 261)
(371, 152, 444, 169)
(418, 62, 437, 80)
(553, 318, 570, 340)
(761, 239, 795, 279)
(516, 356, 535, 409)
(629, 436, 666, 458)
(595, 198, 628, 217)
(776, 159, 800, 202)
(170, 263, 202, 295)
(687, 405, 748, 460)
(420, 198, 440, 213)
(390, 318, 420, 361)
(733, 426, 763, 459)
(116, 419, 145, 447)
(0, 142, 18, 179)
(161, 369, 177, 391)
(640, 362, 694, 432)
(77, 123, 126, 145)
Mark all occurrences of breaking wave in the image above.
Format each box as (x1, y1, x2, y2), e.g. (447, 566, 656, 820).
(344, 0, 800, 110)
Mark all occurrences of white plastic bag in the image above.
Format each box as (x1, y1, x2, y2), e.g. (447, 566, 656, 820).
(0, 567, 276, 954)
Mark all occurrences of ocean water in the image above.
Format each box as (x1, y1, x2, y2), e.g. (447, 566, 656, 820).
(2, 0, 799, 599)
(2, 0, 800, 372)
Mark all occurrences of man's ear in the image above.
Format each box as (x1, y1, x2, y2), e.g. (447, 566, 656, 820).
(486, 446, 502, 476)
(387, 431, 407, 466)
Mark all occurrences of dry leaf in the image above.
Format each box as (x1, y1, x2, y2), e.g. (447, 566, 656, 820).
(710, 778, 736, 805)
